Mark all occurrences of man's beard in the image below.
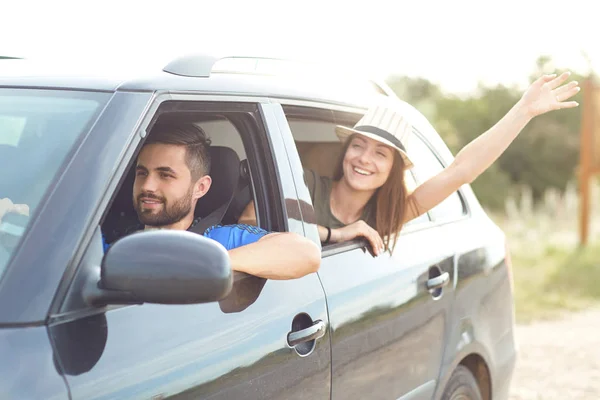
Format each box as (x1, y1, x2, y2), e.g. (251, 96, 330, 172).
(133, 187, 194, 228)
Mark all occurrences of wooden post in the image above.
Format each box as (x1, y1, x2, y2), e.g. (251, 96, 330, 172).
(580, 79, 595, 246)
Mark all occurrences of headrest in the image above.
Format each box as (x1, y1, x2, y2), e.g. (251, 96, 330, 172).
(195, 146, 241, 218)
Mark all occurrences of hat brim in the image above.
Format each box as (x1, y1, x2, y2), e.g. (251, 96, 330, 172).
(335, 125, 414, 169)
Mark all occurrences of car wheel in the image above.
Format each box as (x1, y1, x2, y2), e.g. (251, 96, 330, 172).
(441, 365, 483, 400)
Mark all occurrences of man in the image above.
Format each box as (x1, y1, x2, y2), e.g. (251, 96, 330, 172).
(104, 122, 320, 280)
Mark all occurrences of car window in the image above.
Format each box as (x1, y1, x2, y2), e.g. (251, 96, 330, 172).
(60, 102, 284, 315)
(403, 170, 430, 228)
(0, 88, 110, 281)
(0, 116, 26, 146)
(281, 105, 430, 248)
(100, 112, 257, 249)
(405, 133, 466, 222)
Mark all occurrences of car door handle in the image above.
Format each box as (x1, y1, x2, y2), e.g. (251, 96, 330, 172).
(427, 272, 450, 291)
(287, 320, 326, 347)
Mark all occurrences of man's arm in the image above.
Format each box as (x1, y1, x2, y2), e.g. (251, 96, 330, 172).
(227, 232, 321, 280)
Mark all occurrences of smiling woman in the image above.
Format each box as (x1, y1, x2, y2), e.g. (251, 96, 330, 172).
(235, 71, 581, 257)
(304, 131, 412, 255)
(314, 72, 581, 254)
(299, 104, 419, 255)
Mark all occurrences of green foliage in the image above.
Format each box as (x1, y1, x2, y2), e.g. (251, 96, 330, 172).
(386, 56, 588, 211)
(469, 164, 515, 210)
(511, 241, 600, 323)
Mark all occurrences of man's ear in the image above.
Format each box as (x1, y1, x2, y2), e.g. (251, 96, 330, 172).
(193, 175, 212, 201)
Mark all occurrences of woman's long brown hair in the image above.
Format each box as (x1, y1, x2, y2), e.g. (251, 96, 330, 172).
(332, 134, 408, 253)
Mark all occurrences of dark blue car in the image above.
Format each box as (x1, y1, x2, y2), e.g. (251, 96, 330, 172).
(0, 55, 516, 400)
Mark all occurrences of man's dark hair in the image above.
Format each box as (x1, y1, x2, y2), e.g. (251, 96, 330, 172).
(144, 122, 211, 179)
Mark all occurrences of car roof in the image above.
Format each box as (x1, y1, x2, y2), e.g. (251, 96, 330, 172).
(0, 55, 395, 109)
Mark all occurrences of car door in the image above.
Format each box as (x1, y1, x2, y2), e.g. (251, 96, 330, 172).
(272, 101, 456, 400)
(48, 97, 331, 400)
(315, 201, 455, 400)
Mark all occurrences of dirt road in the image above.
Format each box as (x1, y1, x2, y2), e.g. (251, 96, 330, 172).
(509, 308, 600, 399)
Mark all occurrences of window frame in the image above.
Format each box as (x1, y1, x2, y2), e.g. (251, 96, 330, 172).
(408, 128, 470, 226)
(50, 95, 288, 319)
(277, 101, 435, 258)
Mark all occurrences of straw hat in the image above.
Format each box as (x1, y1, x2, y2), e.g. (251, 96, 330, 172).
(335, 103, 414, 168)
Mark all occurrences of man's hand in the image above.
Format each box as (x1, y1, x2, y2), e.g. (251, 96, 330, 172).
(0, 198, 29, 224)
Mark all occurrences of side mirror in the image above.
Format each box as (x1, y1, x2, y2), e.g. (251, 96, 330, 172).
(87, 230, 232, 306)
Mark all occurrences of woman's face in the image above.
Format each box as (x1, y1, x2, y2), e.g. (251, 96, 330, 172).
(341, 135, 396, 192)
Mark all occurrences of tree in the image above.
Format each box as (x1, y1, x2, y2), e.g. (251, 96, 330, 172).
(385, 56, 587, 211)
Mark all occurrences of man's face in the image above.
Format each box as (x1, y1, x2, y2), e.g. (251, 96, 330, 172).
(133, 143, 198, 228)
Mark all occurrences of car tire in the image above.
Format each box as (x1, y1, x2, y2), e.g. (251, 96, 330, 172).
(441, 365, 483, 400)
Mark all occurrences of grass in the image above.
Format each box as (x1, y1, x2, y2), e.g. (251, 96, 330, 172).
(487, 179, 600, 324)
(510, 242, 600, 324)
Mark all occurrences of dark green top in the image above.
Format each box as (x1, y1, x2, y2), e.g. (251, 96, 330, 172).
(303, 169, 376, 229)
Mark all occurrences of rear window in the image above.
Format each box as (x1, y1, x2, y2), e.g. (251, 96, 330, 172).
(0, 88, 110, 279)
(406, 133, 466, 222)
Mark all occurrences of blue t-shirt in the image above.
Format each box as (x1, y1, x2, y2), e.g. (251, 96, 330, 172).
(203, 224, 269, 250)
(102, 224, 269, 253)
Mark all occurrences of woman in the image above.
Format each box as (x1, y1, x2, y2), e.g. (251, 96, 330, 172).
(239, 72, 580, 255)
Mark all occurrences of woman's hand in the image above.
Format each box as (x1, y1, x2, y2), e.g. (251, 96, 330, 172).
(519, 72, 580, 118)
(331, 220, 384, 256)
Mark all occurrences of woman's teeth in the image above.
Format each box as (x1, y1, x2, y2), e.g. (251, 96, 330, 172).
(354, 167, 372, 176)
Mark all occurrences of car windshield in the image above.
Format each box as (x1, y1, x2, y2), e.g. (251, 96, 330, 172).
(0, 88, 111, 279)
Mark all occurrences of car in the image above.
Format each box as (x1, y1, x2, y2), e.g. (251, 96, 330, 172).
(0, 54, 516, 400)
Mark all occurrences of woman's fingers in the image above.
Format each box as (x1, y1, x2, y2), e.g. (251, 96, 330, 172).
(554, 80, 579, 95)
(555, 85, 581, 102)
(369, 233, 379, 256)
(371, 235, 381, 256)
(360, 228, 377, 255)
(360, 226, 380, 256)
(349, 221, 385, 257)
(540, 73, 557, 83)
(369, 228, 384, 256)
(365, 229, 378, 255)
(559, 101, 580, 109)
(546, 71, 572, 90)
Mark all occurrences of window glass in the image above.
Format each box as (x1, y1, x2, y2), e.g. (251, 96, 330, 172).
(0, 88, 110, 280)
(403, 170, 430, 227)
(0, 116, 26, 146)
(405, 134, 466, 221)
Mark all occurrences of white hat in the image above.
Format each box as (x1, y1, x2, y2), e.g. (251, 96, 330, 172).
(335, 104, 414, 169)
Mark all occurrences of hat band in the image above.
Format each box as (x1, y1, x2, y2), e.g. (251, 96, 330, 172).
(353, 125, 406, 152)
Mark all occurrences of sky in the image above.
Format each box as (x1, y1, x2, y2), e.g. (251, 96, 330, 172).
(1, 0, 597, 94)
